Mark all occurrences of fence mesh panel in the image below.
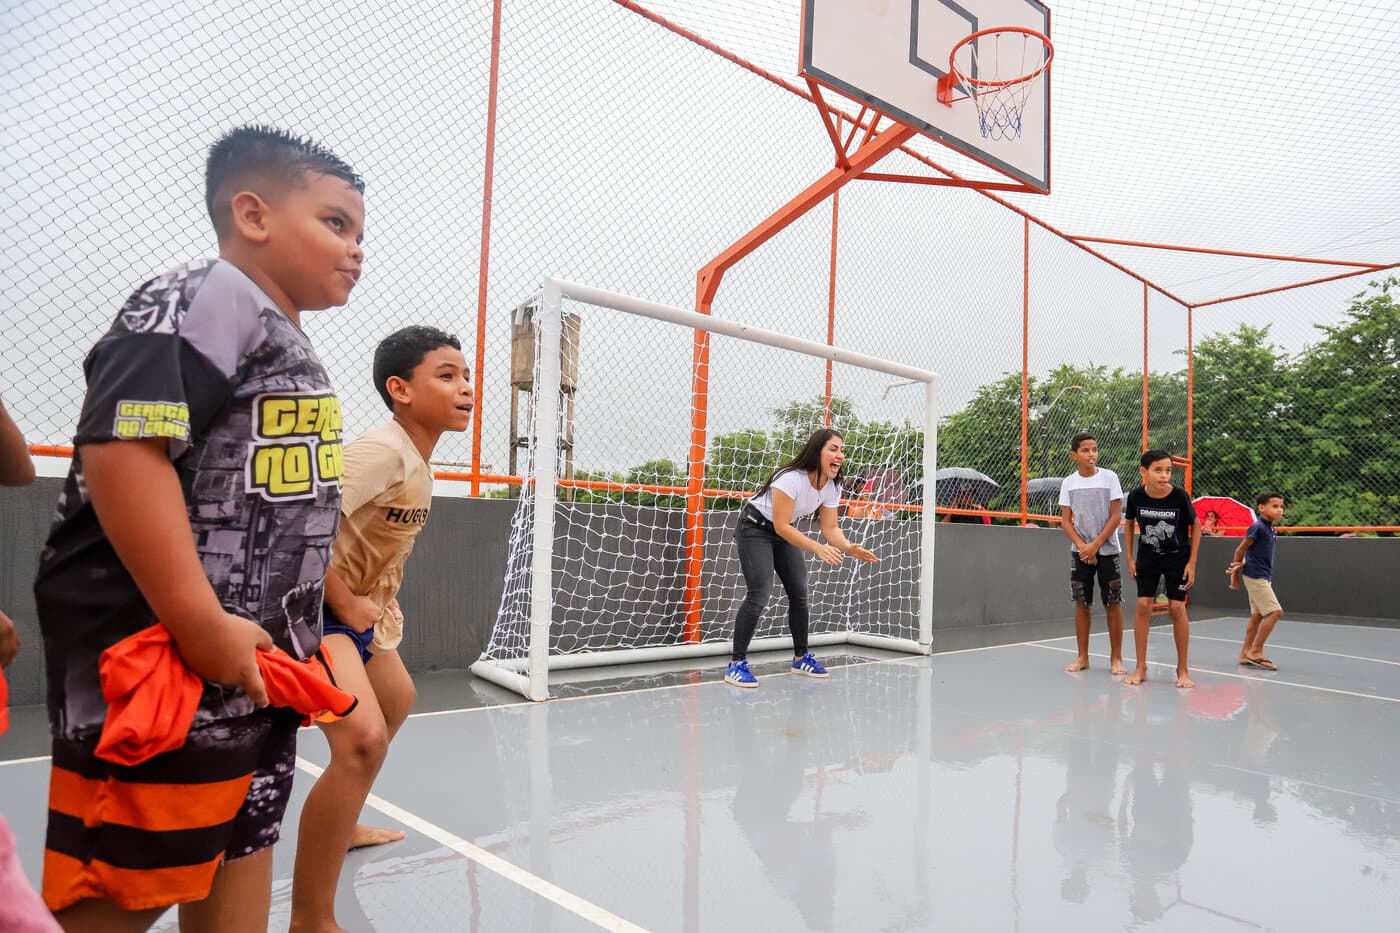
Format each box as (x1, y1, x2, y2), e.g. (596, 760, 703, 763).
(2, 0, 1392, 531)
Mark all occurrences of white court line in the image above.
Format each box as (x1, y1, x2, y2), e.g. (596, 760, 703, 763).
(293, 757, 648, 932)
(0, 754, 50, 767)
(1195, 616, 1400, 634)
(1028, 642, 1400, 704)
(1186, 634, 1400, 667)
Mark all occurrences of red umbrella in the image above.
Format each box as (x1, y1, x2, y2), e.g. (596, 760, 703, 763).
(1192, 496, 1256, 537)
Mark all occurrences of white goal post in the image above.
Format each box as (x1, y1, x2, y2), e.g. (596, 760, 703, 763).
(471, 278, 938, 700)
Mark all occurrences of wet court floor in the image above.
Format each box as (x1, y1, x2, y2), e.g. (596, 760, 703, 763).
(2, 615, 1399, 932)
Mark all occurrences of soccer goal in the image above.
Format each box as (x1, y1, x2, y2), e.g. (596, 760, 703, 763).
(471, 279, 938, 700)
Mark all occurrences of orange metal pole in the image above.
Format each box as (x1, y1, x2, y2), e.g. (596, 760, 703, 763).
(686, 126, 915, 646)
(696, 122, 914, 310)
(1185, 306, 1194, 495)
(824, 189, 839, 426)
(1142, 283, 1149, 452)
(1067, 236, 1387, 269)
(858, 173, 1036, 193)
(682, 329, 711, 644)
(1020, 218, 1030, 525)
(805, 80, 848, 169)
(1192, 262, 1400, 309)
(470, 0, 503, 498)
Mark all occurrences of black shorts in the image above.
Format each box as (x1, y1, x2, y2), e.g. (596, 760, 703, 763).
(1070, 553, 1122, 607)
(1133, 553, 1190, 602)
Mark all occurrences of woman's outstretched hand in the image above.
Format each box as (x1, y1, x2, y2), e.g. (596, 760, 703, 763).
(847, 544, 879, 564)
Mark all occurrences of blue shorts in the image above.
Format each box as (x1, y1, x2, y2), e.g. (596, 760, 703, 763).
(322, 603, 375, 663)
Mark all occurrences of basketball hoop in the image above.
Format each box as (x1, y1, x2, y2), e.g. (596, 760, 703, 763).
(936, 27, 1053, 141)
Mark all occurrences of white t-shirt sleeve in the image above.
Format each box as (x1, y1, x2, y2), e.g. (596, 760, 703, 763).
(1109, 470, 1125, 501)
(1058, 476, 1074, 508)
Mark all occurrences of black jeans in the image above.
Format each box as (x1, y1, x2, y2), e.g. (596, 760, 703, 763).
(731, 508, 809, 660)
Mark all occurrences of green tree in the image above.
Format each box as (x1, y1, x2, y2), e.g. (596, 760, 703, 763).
(1190, 323, 1293, 502)
(622, 459, 687, 508)
(1287, 277, 1400, 527)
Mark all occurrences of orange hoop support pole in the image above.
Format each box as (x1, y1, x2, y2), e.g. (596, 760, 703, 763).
(1185, 306, 1195, 495)
(682, 121, 917, 644)
(1020, 218, 1030, 525)
(470, 0, 503, 498)
(824, 189, 840, 426)
(1141, 283, 1149, 452)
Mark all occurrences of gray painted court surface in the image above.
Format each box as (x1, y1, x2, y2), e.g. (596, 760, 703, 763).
(3, 616, 1399, 932)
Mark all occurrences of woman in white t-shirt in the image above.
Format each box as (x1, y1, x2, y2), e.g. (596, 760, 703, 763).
(725, 429, 879, 688)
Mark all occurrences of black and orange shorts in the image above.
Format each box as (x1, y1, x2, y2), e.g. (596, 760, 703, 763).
(43, 709, 299, 913)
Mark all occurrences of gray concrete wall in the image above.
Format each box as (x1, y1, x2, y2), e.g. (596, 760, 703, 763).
(2, 480, 1395, 706)
(0, 481, 516, 708)
(1186, 533, 1400, 620)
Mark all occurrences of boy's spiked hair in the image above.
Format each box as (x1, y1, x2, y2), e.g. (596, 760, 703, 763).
(373, 326, 463, 411)
(205, 125, 364, 239)
(1140, 448, 1173, 468)
(1256, 491, 1284, 506)
(1069, 432, 1096, 452)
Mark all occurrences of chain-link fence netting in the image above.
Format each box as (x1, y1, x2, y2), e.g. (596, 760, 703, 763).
(2, 0, 1392, 530)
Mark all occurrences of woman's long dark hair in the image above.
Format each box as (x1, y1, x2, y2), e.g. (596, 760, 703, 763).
(753, 428, 846, 500)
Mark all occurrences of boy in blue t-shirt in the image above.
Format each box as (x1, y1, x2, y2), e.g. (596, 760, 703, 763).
(1227, 492, 1285, 671)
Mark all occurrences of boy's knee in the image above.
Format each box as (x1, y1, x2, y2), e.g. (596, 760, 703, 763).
(385, 683, 417, 730)
(338, 720, 389, 772)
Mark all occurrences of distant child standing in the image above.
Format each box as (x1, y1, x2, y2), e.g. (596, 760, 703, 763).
(1058, 433, 1126, 675)
(1122, 450, 1200, 688)
(1228, 493, 1285, 671)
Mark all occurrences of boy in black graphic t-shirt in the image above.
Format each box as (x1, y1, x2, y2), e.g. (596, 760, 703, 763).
(1122, 449, 1200, 688)
(33, 127, 365, 928)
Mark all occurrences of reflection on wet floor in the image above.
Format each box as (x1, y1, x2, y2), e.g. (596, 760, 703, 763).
(4, 616, 1399, 931)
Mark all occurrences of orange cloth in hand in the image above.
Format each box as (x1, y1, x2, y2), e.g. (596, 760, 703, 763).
(0, 668, 9, 735)
(95, 623, 358, 766)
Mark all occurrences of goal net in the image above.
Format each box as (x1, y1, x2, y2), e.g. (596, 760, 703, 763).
(472, 280, 937, 700)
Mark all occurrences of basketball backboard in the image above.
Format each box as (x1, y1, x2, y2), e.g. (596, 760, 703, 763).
(800, 0, 1051, 193)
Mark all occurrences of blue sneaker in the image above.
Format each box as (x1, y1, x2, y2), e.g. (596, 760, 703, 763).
(725, 659, 758, 688)
(791, 653, 829, 678)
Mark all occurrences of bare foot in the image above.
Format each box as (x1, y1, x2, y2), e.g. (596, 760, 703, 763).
(1176, 671, 1194, 688)
(1124, 669, 1147, 686)
(349, 824, 406, 850)
(1064, 658, 1089, 672)
(1110, 659, 1127, 675)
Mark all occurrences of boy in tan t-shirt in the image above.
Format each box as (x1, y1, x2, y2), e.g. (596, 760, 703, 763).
(290, 326, 473, 932)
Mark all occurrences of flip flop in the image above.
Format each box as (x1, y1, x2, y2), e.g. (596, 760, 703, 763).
(1243, 657, 1278, 671)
